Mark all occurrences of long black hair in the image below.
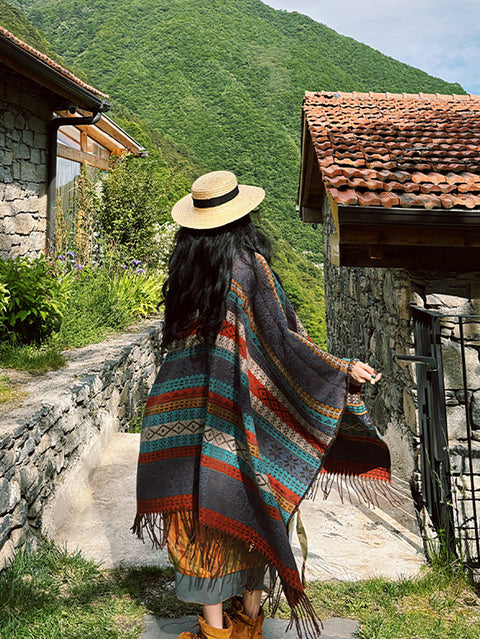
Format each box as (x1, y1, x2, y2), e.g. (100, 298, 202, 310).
(161, 214, 272, 348)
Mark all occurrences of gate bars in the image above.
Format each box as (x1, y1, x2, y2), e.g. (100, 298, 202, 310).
(406, 306, 480, 570)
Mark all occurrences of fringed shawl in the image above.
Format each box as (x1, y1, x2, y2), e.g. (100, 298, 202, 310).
(132, 252, 394, 637)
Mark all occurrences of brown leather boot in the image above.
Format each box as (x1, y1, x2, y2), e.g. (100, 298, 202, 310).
(230, 597, 264, 639)
(178, 613, 233, 639)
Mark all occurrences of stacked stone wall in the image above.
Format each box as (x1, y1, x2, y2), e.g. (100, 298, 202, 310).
(0, 65, 53, 259)
(0, 320, 163, 568)
(322, 205, 418, 480)
(322, 201, 480, 560)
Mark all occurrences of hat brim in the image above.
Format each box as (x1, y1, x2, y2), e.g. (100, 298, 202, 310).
(171, 184, 265, 229)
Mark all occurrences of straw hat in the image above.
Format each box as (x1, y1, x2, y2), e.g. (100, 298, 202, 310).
(171, 170, 265, 229)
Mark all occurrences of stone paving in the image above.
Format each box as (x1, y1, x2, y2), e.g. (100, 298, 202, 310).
(142, 616, 359, 639)
(49, 432, 426, 638)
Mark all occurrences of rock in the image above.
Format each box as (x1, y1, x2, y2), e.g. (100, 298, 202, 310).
(447, 405, 469, 441)
(442, 341, 480, 390)
(0, 478, 10, 515)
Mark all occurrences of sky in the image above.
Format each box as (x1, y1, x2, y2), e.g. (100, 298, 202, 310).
(265, 0, 480, 94)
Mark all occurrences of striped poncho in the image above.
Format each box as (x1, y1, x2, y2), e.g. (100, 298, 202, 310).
(132, 252, 393, 637)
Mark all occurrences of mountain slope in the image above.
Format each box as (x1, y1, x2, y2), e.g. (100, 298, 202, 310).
(2, 0, 465, 344)
(8, 0, 464, 262)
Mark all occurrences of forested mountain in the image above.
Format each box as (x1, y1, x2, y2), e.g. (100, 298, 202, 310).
(6, 0, 463, 258)
(1, 0, 464, 343)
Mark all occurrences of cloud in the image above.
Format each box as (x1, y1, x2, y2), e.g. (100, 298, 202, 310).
(266, 0, 480, 93)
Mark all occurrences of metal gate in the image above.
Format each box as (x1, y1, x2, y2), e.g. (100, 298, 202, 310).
(400, 306, 480, 570)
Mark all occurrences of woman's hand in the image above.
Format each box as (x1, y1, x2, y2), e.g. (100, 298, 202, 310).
(350, 360, 382, 385)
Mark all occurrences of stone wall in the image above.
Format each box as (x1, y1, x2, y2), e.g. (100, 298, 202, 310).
(322, 201, 480, 561)
(322, 204, 418, 480)
(0, 65, 53, 259)
(0, 319, 163, 568)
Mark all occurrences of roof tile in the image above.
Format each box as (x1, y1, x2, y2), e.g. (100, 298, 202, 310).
(379, 192, 400, 208)
(303, 91, 480, 210)
(358, 192, 381, 207)
(329, 188, 358, 206)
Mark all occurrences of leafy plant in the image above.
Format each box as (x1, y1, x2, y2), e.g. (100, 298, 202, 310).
(111, 265, 164, 318)
(0, 256, 72, 343)
(97, 155, 170, 264)
(0, 281, 10, 327)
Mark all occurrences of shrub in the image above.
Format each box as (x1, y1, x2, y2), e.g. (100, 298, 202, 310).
(57, 261, 165, 349)
(111, 265, 164, 318)
(96, 155, 170, 264)
(0, 256, 71, 343)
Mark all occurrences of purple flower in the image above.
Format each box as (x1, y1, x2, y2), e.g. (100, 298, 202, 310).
(130, 259, 142, 267)
(74, 263, 84, 271)
(135, 267, 146, 275)
(57, 254, 66, 262)
(66, 251, 76, 259)
(120, 264, 127, 270)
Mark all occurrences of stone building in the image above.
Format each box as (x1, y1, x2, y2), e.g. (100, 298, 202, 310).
(0, 25, 146, 260)
(298, 91, 480, 568)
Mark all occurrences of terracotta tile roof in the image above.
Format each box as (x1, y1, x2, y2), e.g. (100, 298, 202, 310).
(303, 91, 480, 210)
(0, 25, 109, 100)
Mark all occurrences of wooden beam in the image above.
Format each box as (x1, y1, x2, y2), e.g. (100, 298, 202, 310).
(80, 130, 88, 153)
(91, 116, 143, 154)
(57, 110, 121, 153)
(337, 245, 480, 270)
(340, 224, 480, 247)
(326, 191, 340, 233)
(57, 142, 109, 170)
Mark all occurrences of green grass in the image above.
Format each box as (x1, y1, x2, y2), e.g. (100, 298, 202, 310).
(0, 342, 66, 372)
(277, 567, 480, 639)
(0, 373, 15, 403)
(1, 540, 479, 639)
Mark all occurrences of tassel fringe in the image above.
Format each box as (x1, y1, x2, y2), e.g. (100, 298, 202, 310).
(305, 470, 409, 508)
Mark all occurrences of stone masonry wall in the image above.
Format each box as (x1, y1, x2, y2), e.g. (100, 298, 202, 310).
(322, 204, 418, 481)
(322, 202, 480, 560)
(0, 319, 163, 568)
(0, 65, 53, 259)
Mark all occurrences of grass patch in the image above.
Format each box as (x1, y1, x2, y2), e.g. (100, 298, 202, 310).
(0, 342, 66, 372)
(0, 374, 15, 403)
(275, 567, 480, 638)
(2, 541, 479, 639)
(0, 541, 146, 639)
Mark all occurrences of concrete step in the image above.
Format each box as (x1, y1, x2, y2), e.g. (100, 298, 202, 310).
(141, 615, 359, 639)
(48, 432, 425, 580)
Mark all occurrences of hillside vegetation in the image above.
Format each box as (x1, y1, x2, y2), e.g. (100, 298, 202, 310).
(2, 0, 465, 344)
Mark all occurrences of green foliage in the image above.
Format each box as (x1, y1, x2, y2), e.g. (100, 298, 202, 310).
(0, 342, 66, 371)
(0, 281, 10, 326)
(0, 256, 71, 343)
(110, 268, 164, 318)
(0, 541, 144, 639)
(57, 262, 165, 349)
(0, 0, 58, 58)
(98, 155, 170, 263)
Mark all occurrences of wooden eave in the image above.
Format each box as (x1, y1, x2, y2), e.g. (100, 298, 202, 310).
(56, 111, 147, 157)
(298, 111, 324, 223)
(331, 204, 480, 269)
(298, 119, 480, 269)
